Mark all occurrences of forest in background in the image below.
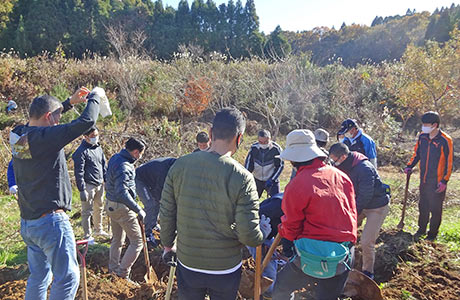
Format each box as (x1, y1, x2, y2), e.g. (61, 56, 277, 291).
(0, 1, 459, 65)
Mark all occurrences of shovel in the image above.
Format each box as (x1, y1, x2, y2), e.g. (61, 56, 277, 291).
(76, 239, 90, 300)
(254, 245, 262, 300)
(397, 172, 411, 230)
(343, 269, 384, 300)
(165, 257, 177, 300)
(138, 218, 158, 284)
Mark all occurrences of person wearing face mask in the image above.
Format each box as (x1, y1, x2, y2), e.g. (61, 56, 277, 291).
(105, 137, 147, 282)
(72, 127, 108, 241)
(9, 87, 102, 300)
(337, 119, 378, 168)
(160, 108, 270, 300)
(193, 131, 211, 152)
(245, 129, 284, 198)
(329, 143, 390, 280)
(404, 111, 453, 241)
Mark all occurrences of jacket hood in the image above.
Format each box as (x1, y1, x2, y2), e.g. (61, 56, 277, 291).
(351, 151, 368, 167)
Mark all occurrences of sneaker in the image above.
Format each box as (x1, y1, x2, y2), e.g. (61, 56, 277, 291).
(413, 231, 425, 242)
(425, 235, 436, 242)
(362, 270, 375, 280)
(115, 273, 139, 287)
(94, 230, 111, 238)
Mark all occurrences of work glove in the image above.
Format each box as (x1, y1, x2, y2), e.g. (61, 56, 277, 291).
(138, 209, 146, 221)
(436, 182, 447, 193)
(403, 167, 412, 175)
(260, 214, 272, 240)
(265, 179, 273, 190)
(162, 248, 177, 265)
(80, 190, 89, 202)
(9, 185, 18, 194)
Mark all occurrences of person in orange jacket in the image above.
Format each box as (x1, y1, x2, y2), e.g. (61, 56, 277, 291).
(405, 111, 453, 241)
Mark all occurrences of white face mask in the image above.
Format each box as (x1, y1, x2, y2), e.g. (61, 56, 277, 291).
(339, 138, 345, 143)
(89, 136, 99, 145)
(259, 143, 270, 149)
(421, 126, 434, 134)
(344, 132, 353, 139)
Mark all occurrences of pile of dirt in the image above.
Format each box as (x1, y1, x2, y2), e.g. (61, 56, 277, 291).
(1, 229, 459, 300)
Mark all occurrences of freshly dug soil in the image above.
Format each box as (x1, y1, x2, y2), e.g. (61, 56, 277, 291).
(0, 229, 459, 300)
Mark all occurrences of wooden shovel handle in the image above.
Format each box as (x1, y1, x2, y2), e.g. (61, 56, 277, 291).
(262, 233, 282, 272)
(254, 245, 262, 300)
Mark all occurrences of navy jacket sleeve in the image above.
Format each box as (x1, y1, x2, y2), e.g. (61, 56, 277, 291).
(355, 162, 375, 213)
(7, 159, 16, 188)
(72, 149, 86, 191)
(114, 162, 141, 213)
(30, 95, 100, 156)
(244, 147, 255, 173)
(271, 146, 284, 181)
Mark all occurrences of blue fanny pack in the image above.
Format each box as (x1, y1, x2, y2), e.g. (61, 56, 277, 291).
(294, 238, 351, 279)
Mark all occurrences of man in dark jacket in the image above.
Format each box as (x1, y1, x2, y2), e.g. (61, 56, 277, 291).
(405, 111, 453, 241)
(106, 137, 146, 281)
(10, 86, 100, 300)
(72, 126, 108, 240)
(244, 129, 284, 197)
(329, 143, 390, 280)
(337, 119, 378, 168)
(160, 108, 271, 300)
(135, 157, 176, 246)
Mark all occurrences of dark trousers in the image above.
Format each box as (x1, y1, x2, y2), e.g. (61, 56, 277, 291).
(272, 256, 351, 300)
(418, 181, 446, 239)
(255, 178, 280, 198)
(177, 263, 241, 300)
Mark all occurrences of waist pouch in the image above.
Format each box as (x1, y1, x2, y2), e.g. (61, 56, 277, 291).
(294, 238, 351, 279)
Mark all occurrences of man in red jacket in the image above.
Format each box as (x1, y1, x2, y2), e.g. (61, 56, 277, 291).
(272, 129, 357, 300)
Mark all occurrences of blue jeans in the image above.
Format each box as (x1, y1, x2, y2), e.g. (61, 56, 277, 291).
(20, 212, 80, 300)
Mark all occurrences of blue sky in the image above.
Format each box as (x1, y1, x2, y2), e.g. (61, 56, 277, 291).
(161, 0, 460, 33)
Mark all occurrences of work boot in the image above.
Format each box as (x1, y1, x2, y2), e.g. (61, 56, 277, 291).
(413, 231, 425, 242)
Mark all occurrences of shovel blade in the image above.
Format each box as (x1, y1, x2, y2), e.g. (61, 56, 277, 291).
(144, 266, 158, 284)
(343, 269, 383, 300)
(397, 221, 404, 230)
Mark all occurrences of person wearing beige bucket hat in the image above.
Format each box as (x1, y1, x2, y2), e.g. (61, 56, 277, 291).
(272, 129, 358, 299)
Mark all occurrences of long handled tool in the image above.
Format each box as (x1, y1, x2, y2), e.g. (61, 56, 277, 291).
(254, 245, 262, 300)
(138, 219, 158, 284)
(262, 233, 282, 272)
(76, 239, 90, 300)
(397, 172, 411, 230)
(343, 269, 384, 300)
(165, 257, 177, 300)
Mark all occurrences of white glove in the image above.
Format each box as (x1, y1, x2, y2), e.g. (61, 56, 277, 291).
(91, 87, 112, 117)
(9, 185, 18, 194)
(260, 214, 272, 240)
(138, 209, 146, 221)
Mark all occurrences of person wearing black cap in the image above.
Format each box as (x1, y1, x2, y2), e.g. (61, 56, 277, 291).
(337, 119, 377, 168)
(404, 111, 453, 241)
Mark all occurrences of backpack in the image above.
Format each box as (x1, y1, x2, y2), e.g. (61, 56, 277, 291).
(294, 238, 352, 279)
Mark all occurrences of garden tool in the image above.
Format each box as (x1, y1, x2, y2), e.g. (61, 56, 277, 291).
(261, 233, 282, 272)
(138, 218, 158, 284)
(343, 269, 384, 300)
(254, 245, 262, 300)
(165, 256, 177, 300)
(76, 239, 90, 300)
(397, 172, 411, 230)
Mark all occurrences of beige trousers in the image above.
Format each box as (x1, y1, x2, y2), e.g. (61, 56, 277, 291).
(106, 200, 143, 278)
(358, 204, 390, 273)
(81, 183, 104, 238)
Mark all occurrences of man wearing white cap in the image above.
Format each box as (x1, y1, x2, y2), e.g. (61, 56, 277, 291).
(272, 129, 357, 300)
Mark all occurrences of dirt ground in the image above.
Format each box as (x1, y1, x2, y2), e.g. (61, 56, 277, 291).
(0, 229, 459, 300)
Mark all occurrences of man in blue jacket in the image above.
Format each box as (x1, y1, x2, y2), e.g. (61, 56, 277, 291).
(72, 126, 108, 240)
(10, 86, 100, 300)
(337, 119, 378, 168)
(135, 157, 176, 247)
(329, 143, 390, 280)
(245, 130, 284, 197)
(106, 138, 146, 281)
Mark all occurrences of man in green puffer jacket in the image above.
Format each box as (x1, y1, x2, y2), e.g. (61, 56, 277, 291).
(160, 107, 271, 300)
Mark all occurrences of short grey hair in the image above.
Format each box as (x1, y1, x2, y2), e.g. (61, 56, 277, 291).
(29, 95, 63, 120)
